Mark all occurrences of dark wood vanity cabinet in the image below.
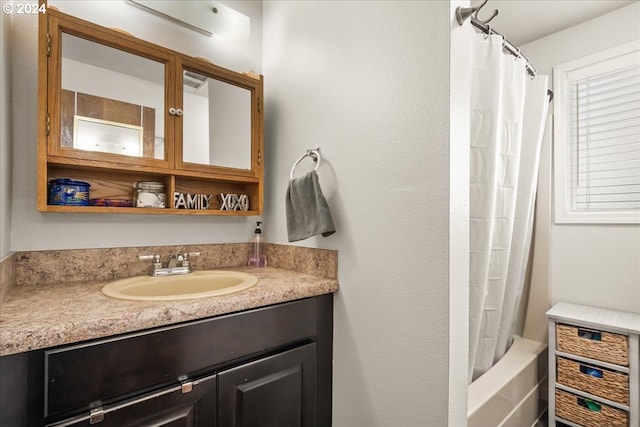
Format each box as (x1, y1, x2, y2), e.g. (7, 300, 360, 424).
(0, 295, 333, 427)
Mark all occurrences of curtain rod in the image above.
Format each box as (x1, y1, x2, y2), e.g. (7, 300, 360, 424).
(456, 2, 554, 101)
(469, 19, 539, 77)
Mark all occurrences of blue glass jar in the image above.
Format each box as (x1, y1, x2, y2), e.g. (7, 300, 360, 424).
(48, 179, 91, 206)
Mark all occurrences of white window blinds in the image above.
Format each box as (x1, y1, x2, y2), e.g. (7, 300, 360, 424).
(569, 65, 640, 212)
(554, 41, 640, 223)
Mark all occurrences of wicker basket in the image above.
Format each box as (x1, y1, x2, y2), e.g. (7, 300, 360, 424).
(557, 356, 629, 405)
(556, 389, 628, 427)
(556, 324, 628, 366)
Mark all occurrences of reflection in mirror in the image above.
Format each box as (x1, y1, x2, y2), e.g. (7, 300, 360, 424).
(182, 69, 251, 170)
(74, 116, 143, 156)
(61, 33, 165, 160)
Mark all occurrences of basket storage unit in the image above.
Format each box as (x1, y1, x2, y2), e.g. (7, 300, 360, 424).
(547, 303, 639, 427)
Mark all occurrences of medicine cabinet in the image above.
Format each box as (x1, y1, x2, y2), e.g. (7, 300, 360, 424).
(38, 7, 264, 215)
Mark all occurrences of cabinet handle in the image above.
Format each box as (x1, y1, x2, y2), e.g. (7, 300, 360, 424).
(169, 107, 177, 115)
(89, 407, 105, 424)
(577, 397, 601, 412)
(577, 327, 602, 341)
(176, 108, 184, 116)
(579, 364, 603, 378)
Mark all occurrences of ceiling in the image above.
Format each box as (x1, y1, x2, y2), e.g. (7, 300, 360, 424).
(469, 0, 637, 46)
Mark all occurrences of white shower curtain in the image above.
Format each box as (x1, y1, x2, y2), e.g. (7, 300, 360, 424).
(468, 33, 549, 382)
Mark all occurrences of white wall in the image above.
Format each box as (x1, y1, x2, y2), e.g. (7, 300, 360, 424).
(209, 80, 251, 169)
(0, 10, 12, 259)
(522, 3, 640, 313)
(11, 1, 263, 251)
(8, 1, 472, 424)
(182, 89, 209, 164)
(263, 1, 469, 425)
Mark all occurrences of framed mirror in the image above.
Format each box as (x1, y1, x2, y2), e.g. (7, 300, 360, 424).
(49, 24, 172, 168)
(175, 55, 261, 177)
(181, 68, 252, 170)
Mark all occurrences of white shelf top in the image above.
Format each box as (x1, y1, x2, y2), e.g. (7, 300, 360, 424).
(547, 302, 640, 335)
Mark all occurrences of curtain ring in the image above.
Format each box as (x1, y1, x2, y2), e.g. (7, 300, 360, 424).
(483, 25, 492, 39)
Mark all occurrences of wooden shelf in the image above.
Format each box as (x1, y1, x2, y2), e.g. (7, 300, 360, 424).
(39, 205, 259, 216)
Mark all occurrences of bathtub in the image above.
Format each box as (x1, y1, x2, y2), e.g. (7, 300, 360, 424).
(468, 336, 548, 427)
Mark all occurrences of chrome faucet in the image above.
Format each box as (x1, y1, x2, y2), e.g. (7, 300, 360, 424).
(167, 253, 178, 268)
(138, 252, 200, 277)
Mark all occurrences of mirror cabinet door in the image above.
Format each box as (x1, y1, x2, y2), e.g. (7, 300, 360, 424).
(176, 59, 260, 177)
(48, 17, 173, 168)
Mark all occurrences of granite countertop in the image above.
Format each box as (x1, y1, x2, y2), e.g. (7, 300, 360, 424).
(0, 267, 339, 356)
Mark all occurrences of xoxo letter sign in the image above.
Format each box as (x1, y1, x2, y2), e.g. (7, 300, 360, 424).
(219, 193, 249, 211)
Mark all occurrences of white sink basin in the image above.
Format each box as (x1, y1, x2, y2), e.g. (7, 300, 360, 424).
(102, 270, 259, 301)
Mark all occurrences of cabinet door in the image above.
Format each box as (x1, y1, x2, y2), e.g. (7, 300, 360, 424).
(47, 13, 175, 170)
(218, 343, 317, 427)
(175, 56, 263, 181)
(48, 375, 216, 427)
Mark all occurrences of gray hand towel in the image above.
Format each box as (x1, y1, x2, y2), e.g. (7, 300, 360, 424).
(286, 170, 336, 242)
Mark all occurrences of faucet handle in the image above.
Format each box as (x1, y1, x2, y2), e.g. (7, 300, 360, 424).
(179, 252, 200, 269)
(181, 251, 200, 261)
(138, 254, 162, 270)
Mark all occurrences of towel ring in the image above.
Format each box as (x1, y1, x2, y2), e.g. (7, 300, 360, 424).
(290, 147, 322, 179)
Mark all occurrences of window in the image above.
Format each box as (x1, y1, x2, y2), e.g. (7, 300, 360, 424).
(554, 41, 640, 224)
